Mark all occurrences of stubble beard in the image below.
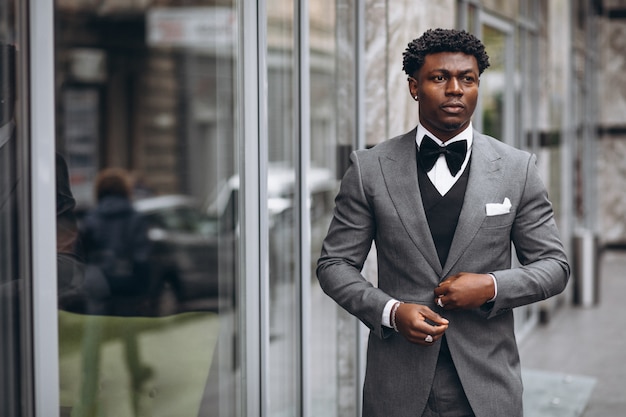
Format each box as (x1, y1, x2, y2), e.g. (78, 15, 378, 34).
(442, 122, 464, 132)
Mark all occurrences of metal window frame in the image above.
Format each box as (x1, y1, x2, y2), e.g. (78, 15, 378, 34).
(30, 0, 59, 414)
(30, 0, 60, 415)
(355, 1, 367, 415)
(295, 1, 311, 416)
(240, 1, 264, 415)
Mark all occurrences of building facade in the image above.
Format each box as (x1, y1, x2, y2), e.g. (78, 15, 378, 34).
(598, 1, 626, 245)
(0, 0, 611, 416)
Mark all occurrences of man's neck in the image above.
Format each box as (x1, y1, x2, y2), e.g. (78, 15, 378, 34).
(417, 122, 473, 146)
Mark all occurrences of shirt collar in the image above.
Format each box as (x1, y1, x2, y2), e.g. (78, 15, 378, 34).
(415, 122, 473, 149)
(0, 119, 15, 148)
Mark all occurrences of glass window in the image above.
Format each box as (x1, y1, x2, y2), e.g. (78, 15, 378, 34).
(265, 0, 300, 414)
(309, 0, 359, 416)
(0, 0, 34, 413)
(480, 24, 507, 140)
(55, 2, 241, 416)
(477, 17, 516, 146)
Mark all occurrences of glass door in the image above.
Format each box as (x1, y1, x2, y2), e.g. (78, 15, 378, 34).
(309, 0, 360, 416)
(54, 2, 243, 416)
(265, 0, 299, 410)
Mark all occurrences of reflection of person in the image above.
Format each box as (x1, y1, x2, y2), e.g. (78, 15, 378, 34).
(1, 43, 83, 311)
(317, 29, 570, 417)
(79, 167, 152, 315)
(0, 41, 82, 416)
(76, 167, 153, 416)
(56, 152, 87, 312)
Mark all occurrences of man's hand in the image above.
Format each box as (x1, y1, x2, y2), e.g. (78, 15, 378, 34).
(433, 272, 495, 310)
(394, 303, 449, 346)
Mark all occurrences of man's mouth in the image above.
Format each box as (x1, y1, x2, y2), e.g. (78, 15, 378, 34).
(441, 102, 465, 114)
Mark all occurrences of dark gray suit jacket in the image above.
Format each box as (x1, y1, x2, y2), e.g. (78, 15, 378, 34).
(317, 128, 570, 417)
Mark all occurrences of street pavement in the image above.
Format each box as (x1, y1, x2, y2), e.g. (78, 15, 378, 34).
(519, 248, 626, 417)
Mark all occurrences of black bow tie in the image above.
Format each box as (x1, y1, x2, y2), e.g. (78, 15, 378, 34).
(418, 135, 467, 176)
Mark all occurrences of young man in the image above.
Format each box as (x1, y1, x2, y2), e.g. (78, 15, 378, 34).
(316, 28, 570, 417)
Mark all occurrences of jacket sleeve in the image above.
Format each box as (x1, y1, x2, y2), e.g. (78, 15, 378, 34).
(487, 154, 570, 318)
(316, 151, 393, 338)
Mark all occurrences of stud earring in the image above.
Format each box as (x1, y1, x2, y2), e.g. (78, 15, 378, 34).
(414, 96, 418, 100)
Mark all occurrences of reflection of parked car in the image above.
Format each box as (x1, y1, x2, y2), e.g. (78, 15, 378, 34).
(207, 163, 338, 225)
(205, 163, 338, 281)
(131, 164, 336, 313)
(134, 195, 237, 314)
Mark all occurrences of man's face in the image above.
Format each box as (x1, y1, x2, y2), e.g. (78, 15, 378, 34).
(408, 52, 480, 142)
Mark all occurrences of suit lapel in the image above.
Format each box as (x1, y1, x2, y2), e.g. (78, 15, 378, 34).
(442, 132, 503, 276)
(379, 129, 442, 274)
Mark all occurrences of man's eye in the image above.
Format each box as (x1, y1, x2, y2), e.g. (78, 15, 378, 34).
(434, 75, 445, 81)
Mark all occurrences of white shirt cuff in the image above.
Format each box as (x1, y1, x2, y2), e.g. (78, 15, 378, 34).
(382, 299, 399, 328)
(488, 273, 498, 302)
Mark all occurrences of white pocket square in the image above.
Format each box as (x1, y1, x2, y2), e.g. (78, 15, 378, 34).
(486, 197, 512, 216)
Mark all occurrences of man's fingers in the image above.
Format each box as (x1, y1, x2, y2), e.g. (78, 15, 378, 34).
(406, 321, 447, 345)
(421, 307, 449, 326)
(434, 278, 454, 297)
(434, 286, 445, 297)
(395, 303, 449, 345)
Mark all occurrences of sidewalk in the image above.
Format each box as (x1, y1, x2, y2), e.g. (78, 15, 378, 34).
(519, 248, 626, 417)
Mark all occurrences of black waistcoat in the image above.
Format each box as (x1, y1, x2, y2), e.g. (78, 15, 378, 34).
(417, 159, 470, 268)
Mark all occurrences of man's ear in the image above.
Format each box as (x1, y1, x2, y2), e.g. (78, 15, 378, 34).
(407, 76, 419, 100)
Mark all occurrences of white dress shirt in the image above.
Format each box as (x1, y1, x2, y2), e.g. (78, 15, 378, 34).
(416, 123, 473, 196)
(382, 122, 496, 328)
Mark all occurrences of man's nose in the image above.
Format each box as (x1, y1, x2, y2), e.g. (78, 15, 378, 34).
(446, 78, 463, 95)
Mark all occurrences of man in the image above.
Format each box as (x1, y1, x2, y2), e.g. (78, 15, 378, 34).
(316, 28, 570, 417)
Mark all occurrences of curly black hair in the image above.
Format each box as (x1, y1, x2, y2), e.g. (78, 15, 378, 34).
(402, 28, 490, 77)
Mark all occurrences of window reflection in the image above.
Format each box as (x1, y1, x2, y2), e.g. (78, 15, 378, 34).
(266, 0, 299, 412)
(308, 0, 356, 416)
(0, 0, 30, 412)
(55, 2, 240, 416)
(480, 24, 506, 140)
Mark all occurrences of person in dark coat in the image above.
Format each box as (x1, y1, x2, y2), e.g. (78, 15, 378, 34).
(79, 167, 153, 315)
(76, 167, 154, 415)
